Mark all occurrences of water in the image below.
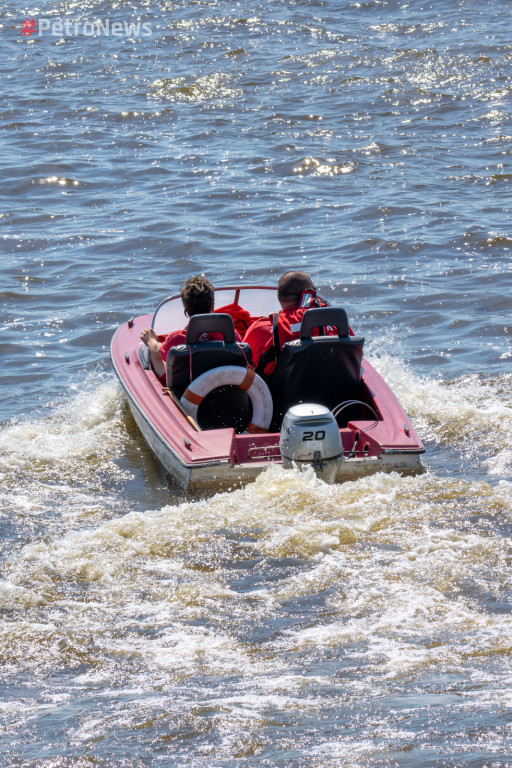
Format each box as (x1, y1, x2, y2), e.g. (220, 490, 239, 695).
(1, 0, 511, 765)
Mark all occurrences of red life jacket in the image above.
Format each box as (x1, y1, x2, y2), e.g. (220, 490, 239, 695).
(257, 290, 333, 376)
(215, 302, 259, 335)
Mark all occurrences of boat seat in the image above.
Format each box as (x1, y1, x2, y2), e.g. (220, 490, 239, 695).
(269, 307, 364, 430)
(166, 314, 253, 424)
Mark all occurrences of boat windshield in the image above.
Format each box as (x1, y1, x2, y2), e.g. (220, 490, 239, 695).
(152, 285, 279, 335)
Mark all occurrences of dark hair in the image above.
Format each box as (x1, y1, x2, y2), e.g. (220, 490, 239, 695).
(277, 271, 315, 303)
(181, 275, 214, 317)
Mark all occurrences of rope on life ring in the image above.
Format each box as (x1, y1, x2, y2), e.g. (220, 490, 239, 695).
(180, 366, 273, 433)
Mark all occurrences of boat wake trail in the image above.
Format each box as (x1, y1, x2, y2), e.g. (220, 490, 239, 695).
(0, 461, 511, 766)
(367, 349, 512, 480)
(0, 364, 511, 765)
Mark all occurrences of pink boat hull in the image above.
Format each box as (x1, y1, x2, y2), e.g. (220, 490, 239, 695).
(111, 289, 424, 492)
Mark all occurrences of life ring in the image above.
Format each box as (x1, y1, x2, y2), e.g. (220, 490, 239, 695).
(180, 366, 273, 433)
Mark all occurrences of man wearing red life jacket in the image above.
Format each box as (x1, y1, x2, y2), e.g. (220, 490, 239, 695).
(244, 271, 340, 377)
(140, 276, 242, 382)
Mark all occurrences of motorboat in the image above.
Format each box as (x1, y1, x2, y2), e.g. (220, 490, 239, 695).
(111, 285, 425, 492)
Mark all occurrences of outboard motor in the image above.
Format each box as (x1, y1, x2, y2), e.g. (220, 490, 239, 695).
(279, 404, 343, 482)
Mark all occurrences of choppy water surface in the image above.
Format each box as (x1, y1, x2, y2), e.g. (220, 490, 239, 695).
(1, 0, 511, 765)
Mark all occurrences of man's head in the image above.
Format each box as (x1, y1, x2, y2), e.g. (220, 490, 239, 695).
(181, 275, 214, 317)
(277, 271, 316, 308)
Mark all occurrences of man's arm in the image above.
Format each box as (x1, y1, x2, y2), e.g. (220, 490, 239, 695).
(140, 327, 165, 379)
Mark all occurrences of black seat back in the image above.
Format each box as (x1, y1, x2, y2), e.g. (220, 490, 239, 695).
(166, 313, 253, 398)
(300, 306, 351, 339)
(270, 307, 364, 429)
(184, 313, 237, 344)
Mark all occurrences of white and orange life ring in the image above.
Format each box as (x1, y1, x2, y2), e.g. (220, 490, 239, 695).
(180, 366, 273, 433)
